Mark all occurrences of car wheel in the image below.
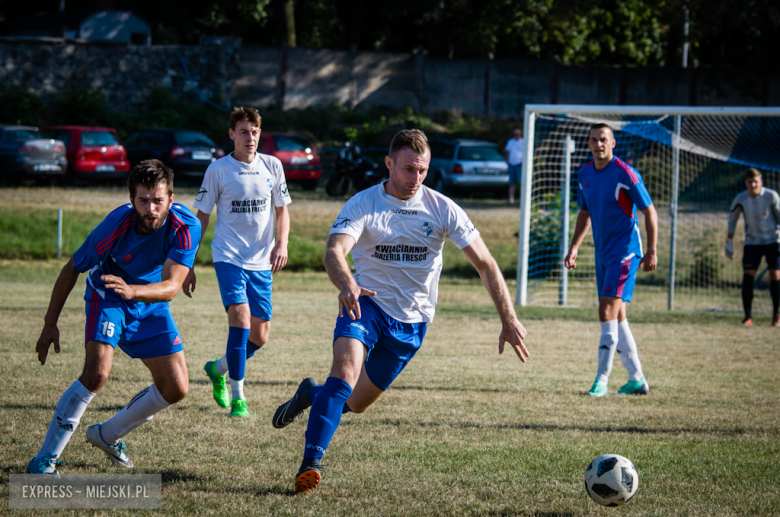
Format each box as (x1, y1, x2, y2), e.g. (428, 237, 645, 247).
(325, 175, 350, 197)
(301, 179, 318, 191)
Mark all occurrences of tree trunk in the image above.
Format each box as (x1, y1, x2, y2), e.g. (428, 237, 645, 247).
(284, 0, 296, 48)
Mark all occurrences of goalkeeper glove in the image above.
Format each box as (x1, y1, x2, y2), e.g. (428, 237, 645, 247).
(724, 239, 734, 259)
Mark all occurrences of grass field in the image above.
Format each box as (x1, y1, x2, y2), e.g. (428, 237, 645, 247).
(1, 260, 779, 516)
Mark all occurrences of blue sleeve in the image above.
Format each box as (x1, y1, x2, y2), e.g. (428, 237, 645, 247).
(577, 182, 589, 212)
(627, 169, 653, 211)
(167, 206, 202, 269)
(72, 206, 134, 273)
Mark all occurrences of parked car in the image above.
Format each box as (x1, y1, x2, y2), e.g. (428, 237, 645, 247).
(425, 139, 508, 194)
(224, 132, 322, 190)
(123, 129, 224, 180)
(0, 125, 67, 182)
(41, 126, 129, 182)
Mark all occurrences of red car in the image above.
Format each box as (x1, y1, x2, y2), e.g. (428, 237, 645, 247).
(41, 126, 130, 182)
(259, 133, 321, 190)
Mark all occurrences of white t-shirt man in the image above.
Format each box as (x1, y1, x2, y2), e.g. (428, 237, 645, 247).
(504, 137, 524, 166)
(330, 182, 479, 323)
(193, 152, 292, 270)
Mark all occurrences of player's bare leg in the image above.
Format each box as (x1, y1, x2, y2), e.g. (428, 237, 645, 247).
(27, 342, 113, 475)
(88, 351, 188, 468)
(345, 366, 385, 413)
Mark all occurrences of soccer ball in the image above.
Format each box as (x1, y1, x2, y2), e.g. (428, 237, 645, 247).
(584, 454, 639, 507)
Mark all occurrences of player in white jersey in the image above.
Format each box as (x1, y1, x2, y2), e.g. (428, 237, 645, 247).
(725, 168, 780, 326)
(271, 129, 530, 494)
(184, 107, 292, 417)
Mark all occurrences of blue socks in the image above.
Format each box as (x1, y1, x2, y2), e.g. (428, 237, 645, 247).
(226, 327, 250, 381)
(304, 377, 352, 460)
(246, 340, 262, 359)
(309, 385, 353, 414)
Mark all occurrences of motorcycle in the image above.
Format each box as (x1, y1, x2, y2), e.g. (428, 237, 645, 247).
(325, 142, 387, 197)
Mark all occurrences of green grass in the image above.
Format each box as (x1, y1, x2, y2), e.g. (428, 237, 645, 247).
(1, 263, 779, 515)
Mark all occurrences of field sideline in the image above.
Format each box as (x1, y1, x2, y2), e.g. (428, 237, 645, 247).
(1, 261, 779, 516)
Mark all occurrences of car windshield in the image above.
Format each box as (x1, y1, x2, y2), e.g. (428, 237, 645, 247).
(81, 131, 119, 146)
(7, 129, 40, 140)
(273, 135, 311, 153)
(174, 131, 215, 147)
(42, 130, 70, 146)
(457, 145, 504, 161)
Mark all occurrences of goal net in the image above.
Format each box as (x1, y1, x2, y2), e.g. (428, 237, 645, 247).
(516, 105, 780, 313)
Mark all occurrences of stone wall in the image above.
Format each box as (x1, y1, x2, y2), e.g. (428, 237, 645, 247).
(0, 36, 240, 111)
(0, 36, 776, 119)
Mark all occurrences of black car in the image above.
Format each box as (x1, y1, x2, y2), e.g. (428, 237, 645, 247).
(124, 129, 224, 180)
(0, 125, 67, 182)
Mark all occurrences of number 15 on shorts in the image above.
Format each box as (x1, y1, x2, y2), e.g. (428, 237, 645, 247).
(101, 321, 115, 337)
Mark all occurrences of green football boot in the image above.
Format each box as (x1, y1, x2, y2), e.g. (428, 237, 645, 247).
(204, 358, 230, 408)
(230, 398, 250, 418)
(587, 379, 608, 397)
(618, 376, 650, 395)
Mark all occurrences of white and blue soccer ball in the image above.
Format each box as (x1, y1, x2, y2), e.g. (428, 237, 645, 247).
(584, 454, 639, 507)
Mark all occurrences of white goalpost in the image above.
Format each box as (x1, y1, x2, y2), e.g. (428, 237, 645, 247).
(516, 104, 780, 313)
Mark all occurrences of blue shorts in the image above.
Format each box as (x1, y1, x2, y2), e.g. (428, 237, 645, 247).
(507, 163, 522, 184)
(214, 262, 273, 320)
(333, 296, 427, 391)
(596, 255, 640, 302)
(84, 289, 183, 359)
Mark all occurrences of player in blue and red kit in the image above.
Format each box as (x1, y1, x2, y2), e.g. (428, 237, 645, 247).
(565, 124, 658, 397)
(26, 159, 201, 476)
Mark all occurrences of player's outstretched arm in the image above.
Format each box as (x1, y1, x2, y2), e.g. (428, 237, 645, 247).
(324, 233, 376, 320)
(102, 259, 191, 303)
(639, 205, 658, 272)
(270, 204, 290, 273)
(37, 258, 81, 365)
(565, 210, 591, 270)
(182, 210, 210, 297)
(462, 237, 529, 363)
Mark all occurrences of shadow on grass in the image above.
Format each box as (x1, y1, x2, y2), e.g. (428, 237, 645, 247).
(486, 512, 576, 517)
(159, 469, 293, 496)
(392, 385, 507, 394)
(368, 418, 761, 437)
(0, 403, 56, 410)
(190, 379, 299, 387)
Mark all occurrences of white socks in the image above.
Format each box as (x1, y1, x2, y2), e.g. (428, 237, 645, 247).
(100, 384, 171, 444)
(215, 355, 229, 376)
(230, 378, 245, 401)
(617, 319, 644, 381)
(36, 380, 95, 460)
(596, 319, 618, 382)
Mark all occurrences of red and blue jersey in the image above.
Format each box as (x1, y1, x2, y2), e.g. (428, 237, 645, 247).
(72, 203, 201, 317)
(576, 157, 653, 266)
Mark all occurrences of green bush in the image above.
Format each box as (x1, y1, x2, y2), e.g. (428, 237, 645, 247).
(0, 84, 47, 126)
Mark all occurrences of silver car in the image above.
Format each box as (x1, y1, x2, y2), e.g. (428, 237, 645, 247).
(0, 125, 67, 181)
(425, 139, 509, 194)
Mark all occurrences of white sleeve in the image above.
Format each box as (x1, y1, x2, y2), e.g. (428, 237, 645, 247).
(193, 165, 220, 214)
(272, 159, 292, 207)
(329, 198, 367, 243)
(444, 201, 480, 249)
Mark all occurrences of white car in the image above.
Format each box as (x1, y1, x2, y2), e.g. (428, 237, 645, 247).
(425, 139, 509, 195)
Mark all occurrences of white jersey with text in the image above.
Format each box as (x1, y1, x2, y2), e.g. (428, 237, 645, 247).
(330, 183, 480, 323)
(193, 152, 292, 270)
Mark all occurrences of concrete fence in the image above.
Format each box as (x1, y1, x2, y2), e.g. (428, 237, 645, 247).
(1, 36, 777, 118)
